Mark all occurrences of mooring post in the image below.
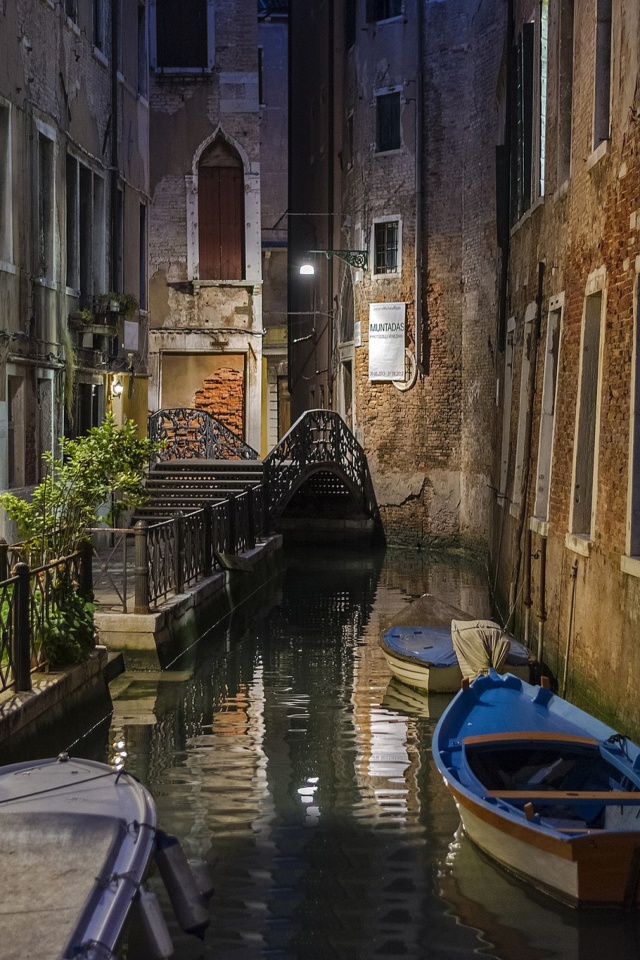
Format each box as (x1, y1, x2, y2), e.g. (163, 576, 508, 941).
(0, 538, 8, 583)
(246, 485, 256, 550)
(78, 538, 94, 602)
(203, 505, 213, 578)
(227, 494, 237, 555)
(174, 511, 185, 594)
(12, 562, 32, 692)
(134, 520, 150, 615)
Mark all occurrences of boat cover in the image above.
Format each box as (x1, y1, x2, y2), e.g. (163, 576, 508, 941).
(383, 625, 468, 667)
(451, 619, 513, 681)
(382, 624, 530, 671)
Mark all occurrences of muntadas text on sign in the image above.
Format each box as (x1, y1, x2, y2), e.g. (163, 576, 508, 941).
(368, 302, 406, 381)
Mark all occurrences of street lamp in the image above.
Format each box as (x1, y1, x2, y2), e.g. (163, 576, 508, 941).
(299, 249, 368, 275)
(111, 377, 124, 399)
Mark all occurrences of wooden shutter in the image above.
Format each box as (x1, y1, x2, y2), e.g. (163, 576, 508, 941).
(198, 166, 244, 281)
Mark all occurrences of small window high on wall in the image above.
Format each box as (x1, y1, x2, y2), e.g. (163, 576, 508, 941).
(151, 0, 214, 73)
(198, 139, 244, 281)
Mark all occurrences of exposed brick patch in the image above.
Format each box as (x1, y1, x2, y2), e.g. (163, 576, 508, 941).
(194, 368, 245, 438)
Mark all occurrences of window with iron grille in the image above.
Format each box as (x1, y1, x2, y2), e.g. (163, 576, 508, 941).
(366, 0, 402, 22)
(374, 220, 399, 275)
(376, 91, 401, 152)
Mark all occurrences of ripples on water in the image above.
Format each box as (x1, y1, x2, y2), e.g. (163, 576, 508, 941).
(102, 548, 640, 960)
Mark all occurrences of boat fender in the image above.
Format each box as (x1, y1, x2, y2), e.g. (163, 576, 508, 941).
(189, 859, 215, 901)
(137, 889, 175, 959)
(154, 830, 210, 939)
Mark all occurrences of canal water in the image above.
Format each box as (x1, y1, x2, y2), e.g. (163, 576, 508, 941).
(49, 549, 640, 958)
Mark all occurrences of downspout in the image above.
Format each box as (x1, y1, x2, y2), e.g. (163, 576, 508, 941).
(109, 0, 120, 290)
(414, 0, 424, 372)
(536, 533, 547, 667)
(327, 0, 335, 408)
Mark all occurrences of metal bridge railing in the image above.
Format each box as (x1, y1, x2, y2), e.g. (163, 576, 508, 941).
(148, 407, 259, 462)
(263, 409, 378, 521)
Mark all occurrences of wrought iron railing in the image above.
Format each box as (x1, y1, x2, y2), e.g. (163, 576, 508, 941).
(0, 549, 91, 695)
(148, 407, 259, 462)
(263, 409, 379, 521)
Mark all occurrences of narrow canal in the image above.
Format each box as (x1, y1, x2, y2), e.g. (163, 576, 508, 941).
(89, 550, 640, 957)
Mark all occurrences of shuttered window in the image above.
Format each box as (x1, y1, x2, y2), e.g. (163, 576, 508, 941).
(376, 92, 401, 152)
(156, 0, 208, 70)
(198, 166, 244, 281)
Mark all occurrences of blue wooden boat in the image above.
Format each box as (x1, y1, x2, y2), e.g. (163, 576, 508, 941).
(380, 594, 532, 693)
(432, 671, 640, 907)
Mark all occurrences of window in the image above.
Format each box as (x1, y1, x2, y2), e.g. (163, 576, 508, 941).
(150, 0, 214, 73)
(198, 140, 244, 281)
(0, 100, 13, 264)
(66, 155, 105, 304)
(258, 47, 264, 106)
(627, 275, 640, 557)
(593, 0, 612, 148)
(534, 299, 563, 521)
(8, 375, 25, 488)
(375, 90, 401, 152)
(37, 130, 55, 282)
(512, 23, 534, 220)
(65, 0, 78, 24)
(139, 202, 147, 309)
(372, 218, 400, 276)
(138, 2, 148, 97)
(93, 0, 105, 51)
(556, 0, 574, 185)
(114, 185, 124, 292)
(344, 0, 356, 47)
(538, 0, 548, 196)
(366, 0, 402, 22)
(570, 285, 605, 538)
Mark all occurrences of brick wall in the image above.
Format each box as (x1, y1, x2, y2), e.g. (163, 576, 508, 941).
(194, 368, 245, 438)
(493, 0, 640, 732)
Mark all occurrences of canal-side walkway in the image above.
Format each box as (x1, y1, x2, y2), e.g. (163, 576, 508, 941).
(0, 534, 283, 751)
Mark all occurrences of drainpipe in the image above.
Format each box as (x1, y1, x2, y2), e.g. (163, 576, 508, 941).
(327, 0, 335, 408)
(523, 526, 532, 649)
(414, 0, 424, 372)
(109, 0, 120, 290)
(561, 559, 579, 697)
(536, 534, 547, 666)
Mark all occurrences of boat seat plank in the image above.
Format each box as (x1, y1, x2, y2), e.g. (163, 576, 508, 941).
(463, 731, 599, 747)
(486, 790, 640, 801)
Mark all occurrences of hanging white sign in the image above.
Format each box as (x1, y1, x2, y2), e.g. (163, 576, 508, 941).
(368, 302, 406, 381)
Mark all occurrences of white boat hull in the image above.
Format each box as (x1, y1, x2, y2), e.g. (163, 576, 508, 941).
(381, 646, 530, 695)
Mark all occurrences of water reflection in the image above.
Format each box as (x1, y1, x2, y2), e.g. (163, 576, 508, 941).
(97, 548, 640, 959)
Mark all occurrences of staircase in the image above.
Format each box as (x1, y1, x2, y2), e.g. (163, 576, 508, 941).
(137, 459, 264, 522)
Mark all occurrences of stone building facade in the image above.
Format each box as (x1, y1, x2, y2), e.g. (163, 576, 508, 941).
(0, 0, 149, 539)
(146, 0, 268, 454)
(492, 0, 640, 728)
(289, 0, 505, 548)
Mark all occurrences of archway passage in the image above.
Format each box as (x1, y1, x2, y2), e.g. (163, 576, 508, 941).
(273, 467, 377, 543)
(198, 138, 244, 280)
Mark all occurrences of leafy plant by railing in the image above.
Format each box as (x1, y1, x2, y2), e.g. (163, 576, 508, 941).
(148, 408, 259, 462)
(0, 414, 158, 567)
(0, 550, 93, 694)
